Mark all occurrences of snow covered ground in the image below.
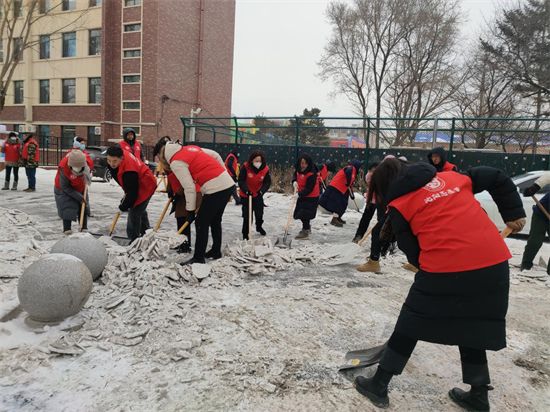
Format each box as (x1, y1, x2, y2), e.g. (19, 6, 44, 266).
(0, 168, 549, 412)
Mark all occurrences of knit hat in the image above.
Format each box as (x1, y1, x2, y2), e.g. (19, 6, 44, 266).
(68, 150, 86, 169)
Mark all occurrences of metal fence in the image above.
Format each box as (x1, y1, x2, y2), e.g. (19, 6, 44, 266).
(181, 116, 549, 176)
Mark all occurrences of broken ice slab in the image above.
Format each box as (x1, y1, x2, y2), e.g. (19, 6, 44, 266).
(123, 328, 149, 339)
(111, 336, 143, 346)
(191, 263, 211, 280)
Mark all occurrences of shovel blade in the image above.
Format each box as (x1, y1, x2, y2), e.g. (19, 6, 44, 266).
(326, 243, 361, 266)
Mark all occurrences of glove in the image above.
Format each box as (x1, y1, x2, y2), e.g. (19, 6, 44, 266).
(293, 181, 299, 190)
(186, 211, 196, 224)
(167, 188, 174, 198)
(291, 194, 299, 200)
(349, 190, 355, 200)
(118, 204, 128, 212)
(523, 183, 540, 197)
(245, 191, 253, 197)
(506, 218, 526, 233)
(257, 190, 263, 197)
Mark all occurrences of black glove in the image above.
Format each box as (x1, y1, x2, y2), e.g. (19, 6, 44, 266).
(172, 193, 181, 206)
(186, 211, 195, 224)
(167, 189, 174, 198)
(523, 183, 540, 197)
(119, 204, 128, 212)
(349, 190, 355, 200)
(246, 191, 253, 197)
(257, 190, 263, 197)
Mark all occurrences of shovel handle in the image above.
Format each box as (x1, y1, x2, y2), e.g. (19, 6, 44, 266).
(358, 225, 375, 246)
(349, 187, 361, 213)
(285, 188, 298, 232)
(177, 207, 200, 234)
(154, 196, 172, 232)
(109, 212, 121, 236)
(500, 227, 513, 239)
(319, 173, 327, 190)
(79, 186, 88, 229)
(533, 196, 550, 220)
(249, 195, 253, 240)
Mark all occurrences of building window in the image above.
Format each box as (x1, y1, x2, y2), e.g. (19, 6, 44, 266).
(125, 0, 142, 6)
(39, 125, 50, 148)
(14, 0, 23, 18)
(123, 102, 140, 110)
(124, 24, 141, 32)
(89, 0, 102, 6)
(39, 0, 51, 14)
(87, 126, 101, 146)
(62, 32, 76, 57)
(62, 126, 76, 149)
(123, 49, 141, 58)
(0, 40, 3, 62)
(89, 78, 101, 104)
(89, 29, 101, 56)
(39, 35, 50, 59)
(122, 126, 140, 135)
(13, 38, 23, 61)
(39, 80, 50, 104)
(62, 79, 76, 103)
(123, 75, 140, 83)
(14, 81, 24, 104)
(62, 0, 76, 11)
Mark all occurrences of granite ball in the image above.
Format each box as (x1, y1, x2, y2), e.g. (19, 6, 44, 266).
(18, 254, 93, 323)
(51, 233, 108, 280)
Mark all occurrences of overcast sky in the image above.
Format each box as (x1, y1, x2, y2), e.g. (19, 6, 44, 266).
(231, 0, 497, 118)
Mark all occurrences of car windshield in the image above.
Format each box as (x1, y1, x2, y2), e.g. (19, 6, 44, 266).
(512, 173, 533, 181)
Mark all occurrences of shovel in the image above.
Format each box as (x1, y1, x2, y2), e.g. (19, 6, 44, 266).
(154, 196, 172, 232)
(326, 224, 375, 266)
(349, 187, 362, 213)
(248, 195, 253, 240)
(533, 196, 550, 220)
(275, 188, 298, 249)
(177, 208, 200, 235)
(79, 186, 88, 231)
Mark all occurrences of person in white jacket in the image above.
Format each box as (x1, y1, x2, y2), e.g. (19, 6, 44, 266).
(157, 141, 234, 264)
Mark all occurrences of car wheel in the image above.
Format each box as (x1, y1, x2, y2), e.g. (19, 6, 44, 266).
(103, 169, 111, 182)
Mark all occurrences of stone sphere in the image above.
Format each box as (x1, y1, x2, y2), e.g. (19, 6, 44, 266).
(18, 254, 93, 323)
(51, 233, 108, 280)
(348, 192, 365, 211)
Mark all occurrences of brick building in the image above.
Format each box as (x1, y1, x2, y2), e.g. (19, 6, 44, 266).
(0, 0, 236, 151)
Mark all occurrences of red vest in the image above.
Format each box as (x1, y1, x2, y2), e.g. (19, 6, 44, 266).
(22, 138, 39, 162)
(170, 145, 226, 187)
(330, 166, 356, 194)
(3, 141, 21, 162)
(224, 153, 237, 177)
(167, 172, 200, 194)
(297, 171, 320, 198)
(55, 157, 86, 192)
(117, 152, 156, 207)
(66, 148, 94, 170)
(389, 171, 511, 273)
(239, 162, 269, 197)
(442, 162, 457, 172)
(318, 164, 328, 183)
(120, 140, 142, 160)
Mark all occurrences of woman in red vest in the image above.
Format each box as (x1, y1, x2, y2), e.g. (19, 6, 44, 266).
(106, 146, 156, 241)
(319, 159, 363, 227)
(19, 132, 39, 192)
(159, 141, 235, 265)
(238, 150, 271, 239)
(2, 132, 21, 190)
(65, 137, 94, 170)
(428, 147, 458, 172)
(292, 154, 320, 240)
(119, 128, 145, 162)
(316, 160, 336, 194)
(54, 151, 91, 234)
(353, 159, 526, 411)
(224, 147, 241, 206)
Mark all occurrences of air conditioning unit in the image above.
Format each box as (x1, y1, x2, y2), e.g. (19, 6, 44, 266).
(27, 125, 37, 133)
(18, 125, 25, 133)
(94, 126, 101, 135)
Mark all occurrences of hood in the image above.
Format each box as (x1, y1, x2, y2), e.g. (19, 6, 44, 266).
(164, 142, 183, 162)
(296, 153, 317, 174)
(231, 146, 240, 157)
(386, 162, 437, 205)
(350, 160, 363, 172)
(427, 147, 448, 171)
(123, 128, 136, 145)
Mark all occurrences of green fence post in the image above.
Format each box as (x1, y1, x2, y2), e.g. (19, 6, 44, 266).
(182, 118, 187, 145)
(211, 126, 216, 149)
(233, 117, 239, 145)
(364, 118, 370, 172)
(294, 116, 300, 164)
(449, 117, 456, 159)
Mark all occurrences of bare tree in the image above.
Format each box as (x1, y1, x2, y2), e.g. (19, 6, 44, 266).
(0, 0, 91, 114)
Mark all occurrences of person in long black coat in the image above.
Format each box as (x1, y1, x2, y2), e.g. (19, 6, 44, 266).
(353, 159, 526, 411)
(292, 154, 319, 240)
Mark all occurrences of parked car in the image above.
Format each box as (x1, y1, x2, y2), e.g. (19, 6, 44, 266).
(87, 146, 158, 182)
(474, 170, 549, 233)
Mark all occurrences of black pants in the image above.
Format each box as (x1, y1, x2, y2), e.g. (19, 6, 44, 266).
(301, 219, 311, 230)
(231, 184, 240, 204)
(176, 217, 191, 243)
(5, 166, 19, 182)
(127, 196, 151, 241)
(370, 205, 387, 261)
(241, 195, 265, 237)
(194, 186, 233, 260)
(355, 203, 385, 239)
(380, 331, 490, 386)
(63, 208, 88, 232)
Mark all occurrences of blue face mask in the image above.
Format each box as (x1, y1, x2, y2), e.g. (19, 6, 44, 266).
(80, 144, 86, 151)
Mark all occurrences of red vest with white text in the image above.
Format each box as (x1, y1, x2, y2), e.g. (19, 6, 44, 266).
(329, 165, 356, 194)
(170, 145, 225, 187)
(297, 171, 320, 198)
(3, 141, 21, 162)
(55, 157, 86, 192)
(389, 171, 511, 273)
(239, 162, 269, 197)
(117, 152, 156, 206)
(22, 138, 39, 162)
(120, 140, 142, 160)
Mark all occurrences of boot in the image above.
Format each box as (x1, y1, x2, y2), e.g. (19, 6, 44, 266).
(243, 233, 249, 240)
(449, 386, 490, 411)
(337, 217, 346, 224)
(205, 249, 222, 260)
(357, 258, 381, 272)
(63, 230, 73, 236)
(181, 256, 206, 265)
(11, 181, 18, 190)
(176, 240, 192, 254)
(352, 235, 362, 244)
(2, 181, 9, 190)
(330, 217, 343, 227)
(295, 230, 310, 240)
(256, 226, 267, 236)
(403, 263, 418, 273)
(354, 367, 393, 409)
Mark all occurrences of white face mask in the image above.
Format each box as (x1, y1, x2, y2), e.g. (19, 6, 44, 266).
(253, 162, 262, 169)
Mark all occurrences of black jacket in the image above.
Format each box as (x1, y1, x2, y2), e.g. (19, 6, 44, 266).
(427, 147, 457, 172)
(110, 167, 140, 211)
(292, 161, 319, 198)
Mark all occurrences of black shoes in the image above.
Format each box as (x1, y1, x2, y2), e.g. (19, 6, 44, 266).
(256, 226, 266, 236)
(354, 367, 393, 409)
(176, 241, 192, 254)
(181, 257, 205, 265)
(205, 249, 222, 260)
(449, 386, 490, 411)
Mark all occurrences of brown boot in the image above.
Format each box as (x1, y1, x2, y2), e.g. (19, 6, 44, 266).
(330, 217, 343, 227)
(295, 230, 310, 240)
(357, 258, 381, 272)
